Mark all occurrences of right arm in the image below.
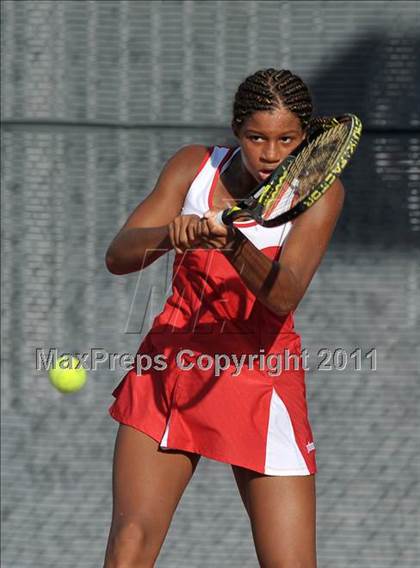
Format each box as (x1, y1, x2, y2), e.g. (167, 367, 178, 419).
(105, 145, 209, 275)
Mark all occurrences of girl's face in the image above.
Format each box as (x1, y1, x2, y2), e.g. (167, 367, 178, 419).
(235, 107, 305, 184)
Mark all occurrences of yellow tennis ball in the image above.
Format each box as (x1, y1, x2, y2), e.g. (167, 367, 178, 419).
(48, 355, 87, 393)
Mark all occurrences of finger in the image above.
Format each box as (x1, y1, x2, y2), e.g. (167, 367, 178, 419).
(172, 218, 184, 254)
(198, 219, 211, 238)
(177, 218, 187, 250)
(207, 216, 229, 237)
(186, 223, 196, 244)
(183, 215, 200, 248)
(199, 235, 221, 249)
(168, 221, 175, 250)
(187, 218, 201, 244)
(198, 234, 211, 248)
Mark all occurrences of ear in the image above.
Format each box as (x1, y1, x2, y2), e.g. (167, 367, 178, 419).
(231, 120, 240, 138)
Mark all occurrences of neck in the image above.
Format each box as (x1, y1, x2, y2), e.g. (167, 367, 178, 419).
(223, 149, 256, 198)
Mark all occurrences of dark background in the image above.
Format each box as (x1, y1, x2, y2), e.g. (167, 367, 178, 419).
(2, 1, 419, 566)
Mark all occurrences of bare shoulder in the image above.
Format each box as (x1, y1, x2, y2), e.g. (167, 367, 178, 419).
(161, 144, 210, 188)
(119, 145, 210, 230)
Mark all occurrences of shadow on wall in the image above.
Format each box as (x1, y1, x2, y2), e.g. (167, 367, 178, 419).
(310, 34, 420, 248)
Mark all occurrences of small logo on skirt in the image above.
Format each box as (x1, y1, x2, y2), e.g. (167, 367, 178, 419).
(306, 442, 315, 453)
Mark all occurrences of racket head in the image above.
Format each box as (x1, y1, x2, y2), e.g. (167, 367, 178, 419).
(221, 114, 362, 227)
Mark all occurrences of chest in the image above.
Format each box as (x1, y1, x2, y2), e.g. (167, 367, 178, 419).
(181, 147, 292, 251)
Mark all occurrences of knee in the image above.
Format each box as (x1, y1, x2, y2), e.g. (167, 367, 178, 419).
(105, 521, 155, 568)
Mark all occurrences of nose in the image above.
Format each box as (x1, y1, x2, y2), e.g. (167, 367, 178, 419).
(261, 142, 282, 164)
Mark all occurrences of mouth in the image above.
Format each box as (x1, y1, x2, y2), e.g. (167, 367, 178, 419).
(257, 168, 277, 181)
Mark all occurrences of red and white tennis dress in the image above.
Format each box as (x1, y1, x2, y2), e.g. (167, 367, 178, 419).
(109, 146, 317, 476)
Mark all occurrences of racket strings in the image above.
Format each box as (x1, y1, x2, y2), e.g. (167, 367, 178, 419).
(262, 123, 350, 220)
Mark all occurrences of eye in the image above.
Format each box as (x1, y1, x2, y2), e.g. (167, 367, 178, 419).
(247, 134, 264, 142)
(280, 136, 293, 144)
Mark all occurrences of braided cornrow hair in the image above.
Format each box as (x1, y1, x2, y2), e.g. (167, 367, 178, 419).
(232, 68, 313, 131)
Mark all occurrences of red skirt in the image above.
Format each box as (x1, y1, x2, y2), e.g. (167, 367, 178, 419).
(109, 331, 317, 476)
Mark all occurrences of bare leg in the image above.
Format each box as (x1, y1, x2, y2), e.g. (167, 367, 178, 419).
(103, 424, 201, 568)
(232, 464, 252, 516)
(232, 465, 316, 568)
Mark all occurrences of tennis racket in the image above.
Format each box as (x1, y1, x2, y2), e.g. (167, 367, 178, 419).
(215, 113, 362, 228)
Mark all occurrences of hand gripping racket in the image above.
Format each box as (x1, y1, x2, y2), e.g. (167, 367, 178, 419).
(215, 114, 362, 228)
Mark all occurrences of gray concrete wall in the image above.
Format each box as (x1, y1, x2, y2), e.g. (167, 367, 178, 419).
(1, 1, 419, 566)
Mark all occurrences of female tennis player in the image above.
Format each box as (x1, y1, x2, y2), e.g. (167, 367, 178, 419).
(103, 68, 344, 568)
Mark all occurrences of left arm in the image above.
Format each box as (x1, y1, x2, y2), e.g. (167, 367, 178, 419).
(200, 179, 345, 317)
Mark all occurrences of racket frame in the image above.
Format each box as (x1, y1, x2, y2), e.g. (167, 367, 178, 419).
(219, 114, 362, 228)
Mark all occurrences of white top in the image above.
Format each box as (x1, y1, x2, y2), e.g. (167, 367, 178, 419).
(181, 146, 293, 250)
